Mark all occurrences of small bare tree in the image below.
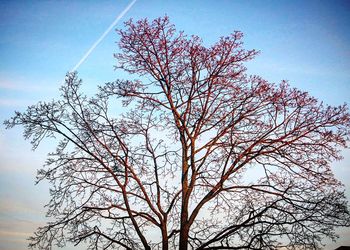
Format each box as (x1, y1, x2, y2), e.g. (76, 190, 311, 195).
(5, 16, 350, 250)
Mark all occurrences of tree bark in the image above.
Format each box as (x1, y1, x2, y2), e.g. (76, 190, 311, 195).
(179, 131, 190, 250)
(161, 221, 169, 250)
(179, 224, 189, 250)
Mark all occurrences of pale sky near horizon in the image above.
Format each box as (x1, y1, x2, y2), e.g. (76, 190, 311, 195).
(1, 0, 350, 249)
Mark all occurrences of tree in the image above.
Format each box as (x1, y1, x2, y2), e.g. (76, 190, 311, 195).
(5, 16, 350, 250)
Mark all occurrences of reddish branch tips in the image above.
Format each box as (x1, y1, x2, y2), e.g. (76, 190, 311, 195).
(116, 16, 257, 84)
(4, 16, 350, 249)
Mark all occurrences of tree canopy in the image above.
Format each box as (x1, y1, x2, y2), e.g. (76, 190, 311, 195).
(5, 16, 350, 250)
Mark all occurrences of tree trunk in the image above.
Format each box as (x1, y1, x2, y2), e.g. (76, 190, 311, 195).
(179, 132, 190, 250)
(179, 224, 189, 250)
(162, 237, 169, 250)
(161, 222, 169, 250)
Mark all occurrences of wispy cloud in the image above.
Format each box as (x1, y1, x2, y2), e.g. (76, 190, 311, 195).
(0, 197, 45, 248)
(0, 199, 43, 216)
(0, 76, 58, 107)
(0, 98, 36, 107)
(0, 219, 41, 249)
(0, 230, 32, 239)
(0, 79, 55, 93)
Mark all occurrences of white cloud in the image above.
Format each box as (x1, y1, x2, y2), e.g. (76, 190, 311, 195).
(0, 98, 35, 107)
(0, 78, 56, 93)
(0, 219, 41, 250)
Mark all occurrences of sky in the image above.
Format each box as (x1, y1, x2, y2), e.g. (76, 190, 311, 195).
(0, 0, 350, 249)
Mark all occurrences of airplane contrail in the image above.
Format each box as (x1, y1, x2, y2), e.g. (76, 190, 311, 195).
(70, 0, 137, 72)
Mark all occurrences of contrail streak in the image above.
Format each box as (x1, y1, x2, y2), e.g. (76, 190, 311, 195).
(71, 0, 137, 72)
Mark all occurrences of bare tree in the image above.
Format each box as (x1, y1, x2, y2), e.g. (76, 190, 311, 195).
(5, 16, 350, 250)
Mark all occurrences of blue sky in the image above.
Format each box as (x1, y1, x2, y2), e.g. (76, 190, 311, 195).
(1, 0, 349, 249)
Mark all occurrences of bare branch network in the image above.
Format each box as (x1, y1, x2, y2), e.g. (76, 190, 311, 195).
(5, 16, 350, 250)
